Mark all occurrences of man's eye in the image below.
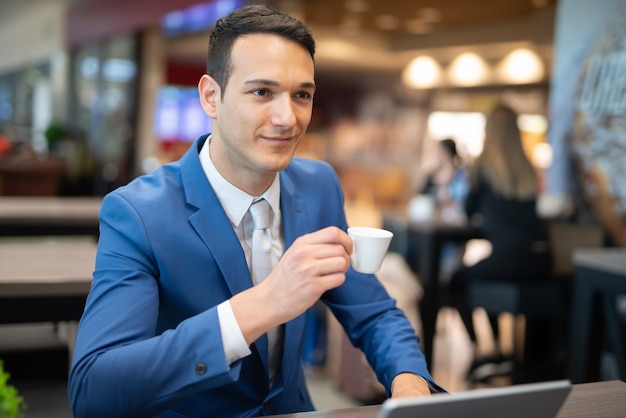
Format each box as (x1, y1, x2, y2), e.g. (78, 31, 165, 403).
(252, 89, 270, 97)
(295, 91, 312, 100)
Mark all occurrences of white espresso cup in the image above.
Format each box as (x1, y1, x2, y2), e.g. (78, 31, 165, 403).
(347, 226, 394, 274)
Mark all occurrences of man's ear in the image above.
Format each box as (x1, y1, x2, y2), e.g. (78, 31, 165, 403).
(198, 74, 220, 119)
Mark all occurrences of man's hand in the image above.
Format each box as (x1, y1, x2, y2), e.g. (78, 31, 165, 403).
(231, 226, 352, 344)
(391, 373, 432, 398)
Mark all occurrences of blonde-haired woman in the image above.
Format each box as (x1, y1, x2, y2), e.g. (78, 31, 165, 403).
(449, 104, 552, 383)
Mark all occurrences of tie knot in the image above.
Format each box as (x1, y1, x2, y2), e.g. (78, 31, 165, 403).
(249, 199, 271, 230)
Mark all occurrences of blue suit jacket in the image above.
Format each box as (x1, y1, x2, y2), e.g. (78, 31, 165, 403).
(69, 135, 438, 417)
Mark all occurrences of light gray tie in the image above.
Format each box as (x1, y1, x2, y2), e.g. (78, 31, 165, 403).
(249, 199, 273, 285)
(248, 199, 284, 384)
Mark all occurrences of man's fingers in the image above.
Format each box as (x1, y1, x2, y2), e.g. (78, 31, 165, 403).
(314, 254, 350, 276)
(312, 243, 350, 260)
(316, 272, 346, 290)
(301, 226, 353, 253)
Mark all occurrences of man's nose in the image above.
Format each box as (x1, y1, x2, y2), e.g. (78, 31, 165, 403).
(271, 95, 297, 127)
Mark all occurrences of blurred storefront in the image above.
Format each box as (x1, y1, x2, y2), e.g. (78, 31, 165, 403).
(67, 34, 140, 194)
(0, 0, 563, 206)
(0, 0, 70, 195)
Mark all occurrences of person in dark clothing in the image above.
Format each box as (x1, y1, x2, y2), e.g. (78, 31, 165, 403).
(418, 138, 469, 278)
(420, 138, 467, 210)
(448, 104, 552, 382)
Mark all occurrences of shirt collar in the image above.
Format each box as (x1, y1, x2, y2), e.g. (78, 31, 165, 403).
(199, 136, 281, 227)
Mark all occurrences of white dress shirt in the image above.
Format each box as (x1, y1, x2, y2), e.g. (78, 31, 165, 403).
(198, 137, 284, 368)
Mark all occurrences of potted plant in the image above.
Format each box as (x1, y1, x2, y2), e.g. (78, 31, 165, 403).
(43, 123, 67, 152)
(0, 360, 26, 418)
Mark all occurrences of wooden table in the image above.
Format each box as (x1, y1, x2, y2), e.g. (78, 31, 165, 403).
(270, 380, 626, 418)
(0, 196, 101, 237)
(0, 236, 96, 324)
(383, 212, 480, 366)
(568, 248, 626, 383)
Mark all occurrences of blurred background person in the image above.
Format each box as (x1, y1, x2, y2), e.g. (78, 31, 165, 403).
(419, 138, 467, 215)
(448, 104, 552, 383)
(416, 138, 469, 281)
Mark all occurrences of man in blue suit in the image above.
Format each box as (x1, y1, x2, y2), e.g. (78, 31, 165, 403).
(69, 5, 441, 417)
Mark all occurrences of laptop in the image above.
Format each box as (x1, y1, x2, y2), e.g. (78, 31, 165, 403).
(379, 380, 572, 418)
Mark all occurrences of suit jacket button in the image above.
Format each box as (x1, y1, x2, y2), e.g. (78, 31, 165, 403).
(195, 363, 207, 375)
(264, 402, 270, 411)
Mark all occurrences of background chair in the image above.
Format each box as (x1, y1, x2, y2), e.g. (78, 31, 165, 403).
(466, 221, 605, 383)
(0, 323, 70, 381)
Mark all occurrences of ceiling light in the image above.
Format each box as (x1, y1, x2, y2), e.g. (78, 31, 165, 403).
(498, 48, 544, 84)
(448, 52, 489, 86)
(402, 55, 441, 89)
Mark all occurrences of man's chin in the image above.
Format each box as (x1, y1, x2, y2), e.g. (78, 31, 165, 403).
(267, 149, 299, 170)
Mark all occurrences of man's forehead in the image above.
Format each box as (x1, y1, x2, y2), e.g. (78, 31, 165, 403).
(231, 32, 310, 55)
(228, 34, 315, 81)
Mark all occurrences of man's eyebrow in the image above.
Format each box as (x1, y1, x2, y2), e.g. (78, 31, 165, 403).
(244, 79, 316, 90)
(244, 79, 280, 87)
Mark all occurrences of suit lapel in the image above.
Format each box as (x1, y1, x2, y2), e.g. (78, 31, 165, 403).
(181, 137, 253, 297)
(280, 169, 309, 248)
(180, 137, 270, 374)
